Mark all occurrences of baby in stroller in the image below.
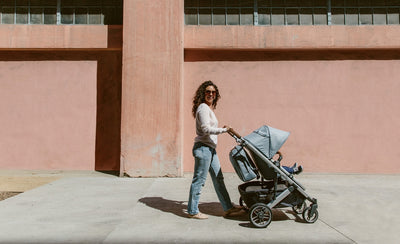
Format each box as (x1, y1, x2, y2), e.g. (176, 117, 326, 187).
(228, 125, 318, 228)
(276, 151, 303, 175)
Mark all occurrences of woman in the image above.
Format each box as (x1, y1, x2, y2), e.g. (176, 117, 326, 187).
(187, 80, 244, 219)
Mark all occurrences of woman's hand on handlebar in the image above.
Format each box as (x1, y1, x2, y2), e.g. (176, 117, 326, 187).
(223, 125, 232, 133)
(224, 126, 242, 138)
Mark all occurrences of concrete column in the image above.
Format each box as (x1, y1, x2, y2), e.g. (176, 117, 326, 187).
(121, 0, 184, 177)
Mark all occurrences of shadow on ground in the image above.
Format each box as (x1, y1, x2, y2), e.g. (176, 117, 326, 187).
(138, 197, 222, 218)
(0, 191, 22, 201)
(139, 197, 301, 228)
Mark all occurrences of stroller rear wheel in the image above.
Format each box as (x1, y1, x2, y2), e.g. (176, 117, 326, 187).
(249, 203, 272, 228)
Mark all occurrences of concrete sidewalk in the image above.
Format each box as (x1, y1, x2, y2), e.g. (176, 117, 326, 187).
(0, 171, 399, 244)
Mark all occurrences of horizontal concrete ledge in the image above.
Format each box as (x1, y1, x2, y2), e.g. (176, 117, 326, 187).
(0, 25, 122, 49)
(184, 47, 400, 61)
(0, 48, 122, 51)
(185, 25, 400, 50)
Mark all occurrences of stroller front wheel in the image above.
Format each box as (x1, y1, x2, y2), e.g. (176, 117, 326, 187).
(249, 203, 272, 228)
(302, 206, 319, 223)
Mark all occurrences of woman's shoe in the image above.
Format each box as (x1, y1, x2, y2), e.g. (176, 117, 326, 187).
(188, 212, 208, 219)
(224, 206, 246, 217)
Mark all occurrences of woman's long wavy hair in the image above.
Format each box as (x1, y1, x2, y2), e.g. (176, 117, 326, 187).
(192, 80, 221, 118)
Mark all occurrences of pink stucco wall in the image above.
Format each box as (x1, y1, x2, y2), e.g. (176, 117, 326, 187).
(0, 25, 121, 49)
(0, 61, 97, 170)
(0, 21, 122, 172)
(184, 60, 400, 174)
(1, 7, 400, 175)
(185, 25, 400, 49)
(182, 25, 400, 174)
(121, 0, 184, 177)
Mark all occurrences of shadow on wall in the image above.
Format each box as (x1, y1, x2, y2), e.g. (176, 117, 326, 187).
(0, 50, 122, 173)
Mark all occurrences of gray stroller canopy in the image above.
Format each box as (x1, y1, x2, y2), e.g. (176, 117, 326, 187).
(244, 125, 290, 159)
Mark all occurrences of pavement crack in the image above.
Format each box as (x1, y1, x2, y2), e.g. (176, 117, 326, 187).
(320, 218, 358, 244)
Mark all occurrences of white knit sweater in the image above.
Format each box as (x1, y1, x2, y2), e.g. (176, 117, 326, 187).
(194, 103, 227, 148)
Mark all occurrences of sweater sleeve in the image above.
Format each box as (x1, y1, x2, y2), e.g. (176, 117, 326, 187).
(197, 104, 227, 135)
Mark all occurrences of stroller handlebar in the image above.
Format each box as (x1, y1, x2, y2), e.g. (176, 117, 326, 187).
(228, 128, 242, 139)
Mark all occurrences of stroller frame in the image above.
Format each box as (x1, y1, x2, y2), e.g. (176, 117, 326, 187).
(229, 128, 318, 228)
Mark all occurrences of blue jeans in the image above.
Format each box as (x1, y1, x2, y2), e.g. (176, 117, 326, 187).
(187, 142, 233, 215)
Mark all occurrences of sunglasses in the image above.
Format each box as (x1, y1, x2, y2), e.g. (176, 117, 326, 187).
(205, 90, 216, 94)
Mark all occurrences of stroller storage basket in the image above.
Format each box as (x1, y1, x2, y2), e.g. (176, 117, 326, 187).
(238, 181, 276, 208)
(239, 180, 305, 209)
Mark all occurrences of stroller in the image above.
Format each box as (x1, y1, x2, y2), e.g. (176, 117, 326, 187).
(228, 125, 318, 228)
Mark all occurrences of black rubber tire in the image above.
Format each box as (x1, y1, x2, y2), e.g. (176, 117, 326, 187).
(302, 206, 319, 223)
